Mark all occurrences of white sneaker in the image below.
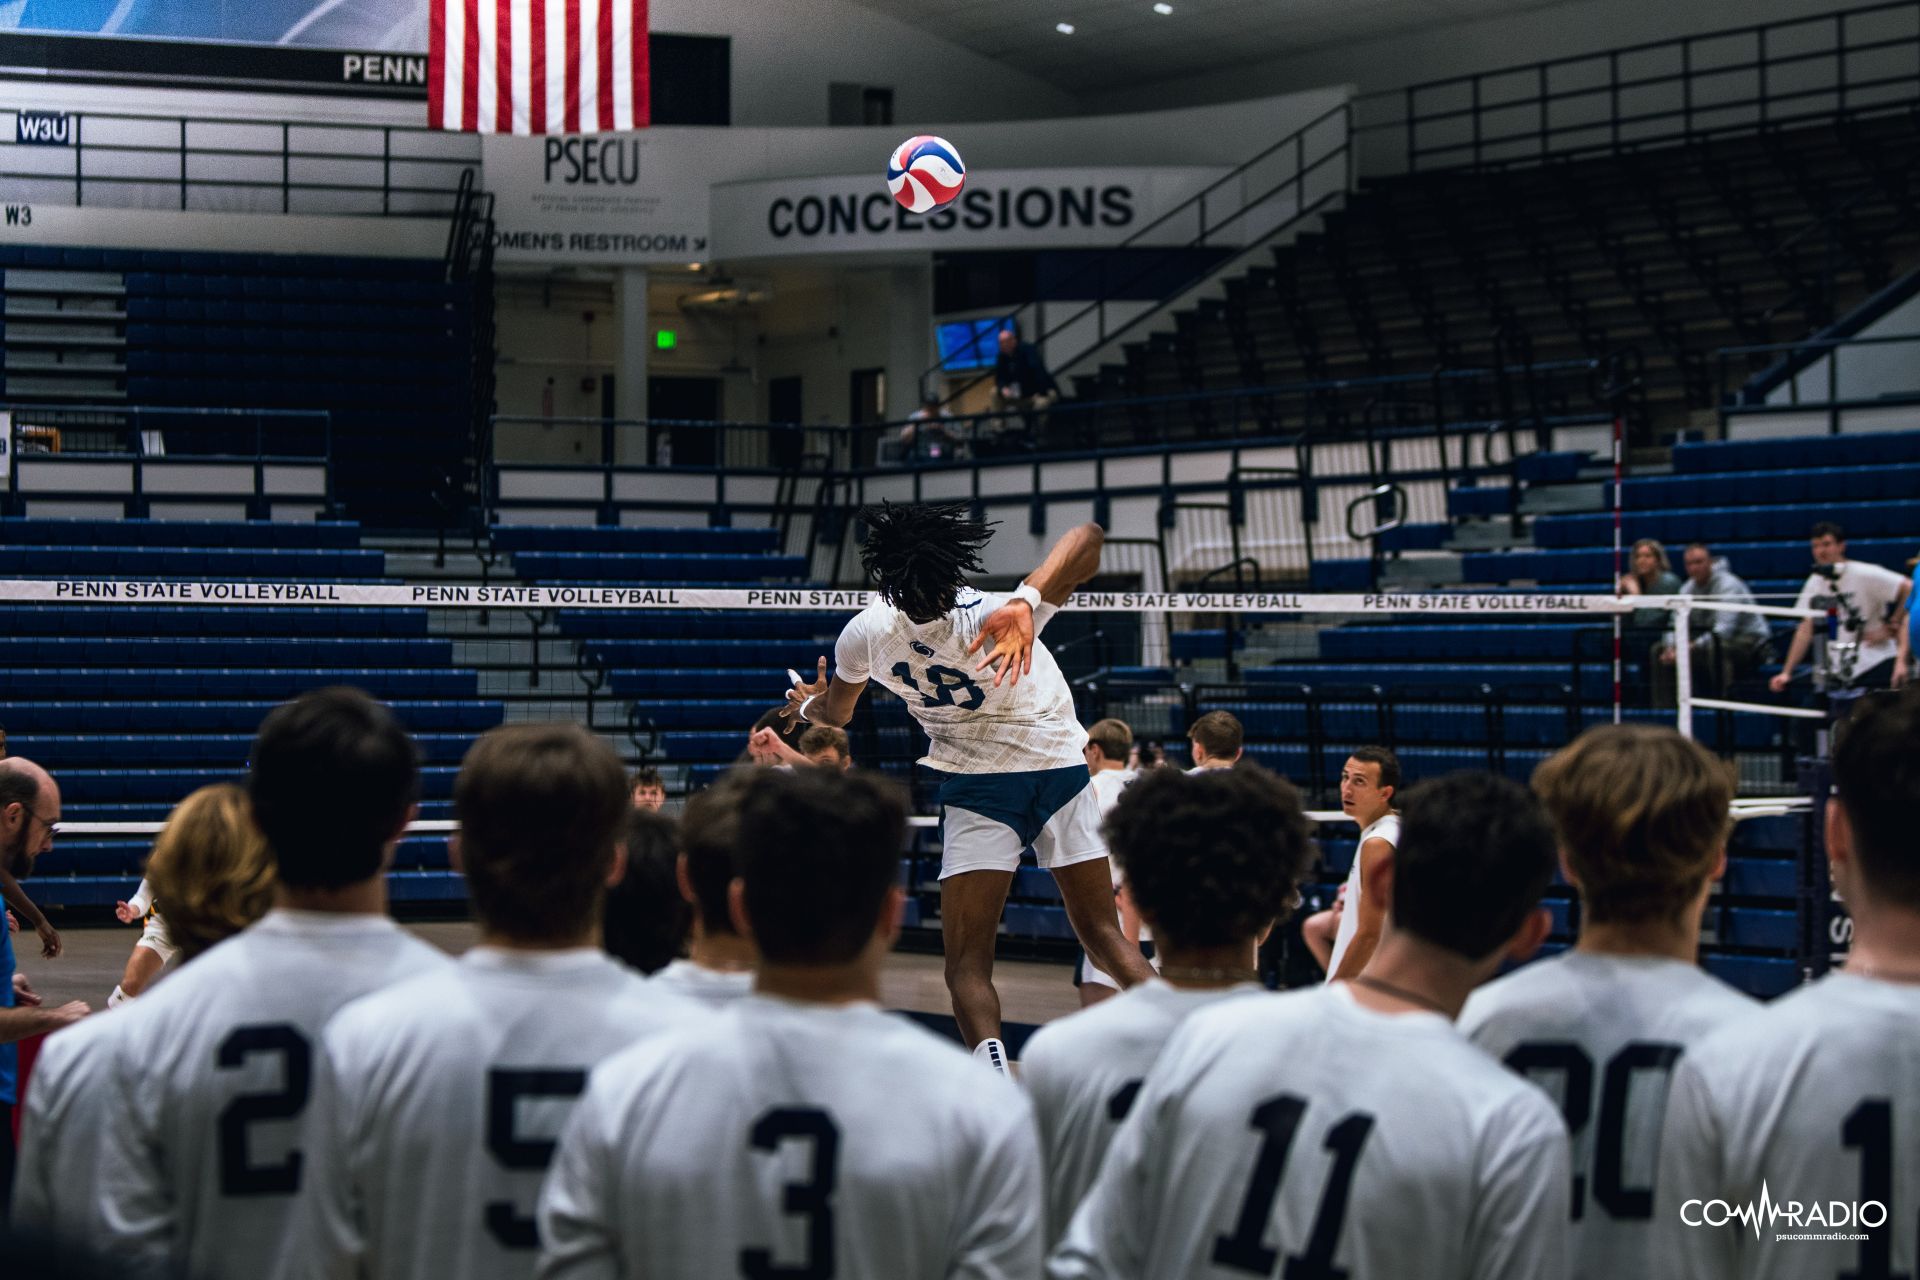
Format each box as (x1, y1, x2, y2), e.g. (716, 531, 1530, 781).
(972, 1037, 1012, 1078)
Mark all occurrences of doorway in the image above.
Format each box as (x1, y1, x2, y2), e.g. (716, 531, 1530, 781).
(648, 375, 722, 467)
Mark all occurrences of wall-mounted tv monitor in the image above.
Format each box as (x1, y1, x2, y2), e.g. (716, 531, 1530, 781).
(935, 317, 1009, 371)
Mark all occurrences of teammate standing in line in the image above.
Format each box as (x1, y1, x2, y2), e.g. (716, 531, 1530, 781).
(1460, 725, 1754, 1280)
(1655, 688, 1920, 1280)
(1050, 772, 1570, 1280)
(537, 766, 1044, 1279)
(648, 771, 758, 1008)
(1076, 717, 1146, 1006)
(282, 724, 702, 1280)
(94, 688, 451, 1280)
(14, 783, 276, 1240)
(1324, 746, 1401, 981)
(108, 877, 175, 1006)
(1023, 766, 1316, 1244)
(784, 503, 1154, 1047)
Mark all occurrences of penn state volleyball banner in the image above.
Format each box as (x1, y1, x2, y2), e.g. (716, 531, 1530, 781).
(430, 0, 649, 134)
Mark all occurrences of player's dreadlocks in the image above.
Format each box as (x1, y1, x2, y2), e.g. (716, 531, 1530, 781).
(858, 501, 996, 622)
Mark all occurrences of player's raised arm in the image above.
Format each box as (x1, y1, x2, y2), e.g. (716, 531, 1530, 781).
(784, 655, 868, 729)
(972, 523, 1106, 687)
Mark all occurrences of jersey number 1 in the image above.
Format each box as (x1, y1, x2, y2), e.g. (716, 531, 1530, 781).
(891, 661, 986, 711)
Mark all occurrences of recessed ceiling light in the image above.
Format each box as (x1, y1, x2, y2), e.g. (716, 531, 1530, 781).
(1153, 2, 1173, 12)
(1056, 22, 1075, 34)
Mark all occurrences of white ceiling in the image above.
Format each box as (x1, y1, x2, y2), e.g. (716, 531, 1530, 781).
(846, 0, 1564, 96)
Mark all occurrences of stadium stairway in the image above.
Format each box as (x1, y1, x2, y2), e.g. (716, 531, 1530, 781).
(1066, 108, 1920, 445)
(1148, 425, 1920, 998)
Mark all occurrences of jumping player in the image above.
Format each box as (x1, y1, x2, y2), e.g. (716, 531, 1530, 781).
(785, 503, 1155, 1045)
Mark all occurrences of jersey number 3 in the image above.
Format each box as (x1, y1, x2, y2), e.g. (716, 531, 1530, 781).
(741, 1107, 840, 1280)
(891, 661, 985, 711)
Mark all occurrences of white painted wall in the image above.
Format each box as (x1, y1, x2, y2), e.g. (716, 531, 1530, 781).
(1765, 290, 1920, 406)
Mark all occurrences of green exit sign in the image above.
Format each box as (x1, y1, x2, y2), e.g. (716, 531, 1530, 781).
(655, 329, 677, 351)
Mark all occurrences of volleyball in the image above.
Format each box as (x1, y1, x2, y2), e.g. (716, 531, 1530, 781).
(886, 135, 966, 213)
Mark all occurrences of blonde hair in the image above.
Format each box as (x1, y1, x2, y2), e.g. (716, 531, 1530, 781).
(1630, 538, 1672, 580)
(1531, 725, 1732, 926)
(144, 784, 277, 962)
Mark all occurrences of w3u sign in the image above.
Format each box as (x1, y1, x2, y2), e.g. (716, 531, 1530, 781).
(15, 112, 72, 147)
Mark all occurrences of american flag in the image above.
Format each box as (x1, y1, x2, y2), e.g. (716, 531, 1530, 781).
(429, 0, 649, 134)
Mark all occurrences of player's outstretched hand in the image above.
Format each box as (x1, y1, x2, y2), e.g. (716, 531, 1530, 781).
(36, 919, 60, 959)
(49, 1000, 89, 1027)
(782, 657, 830, 723)
(971, 598, 1035, 688)
(13, 972, 41, 1007)
(115, 900, 141, 924)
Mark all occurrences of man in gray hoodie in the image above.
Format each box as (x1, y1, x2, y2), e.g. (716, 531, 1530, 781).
(1654, 542, 1774, 705)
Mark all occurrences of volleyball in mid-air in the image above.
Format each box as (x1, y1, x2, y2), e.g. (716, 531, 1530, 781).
(887, 135, 966, 214)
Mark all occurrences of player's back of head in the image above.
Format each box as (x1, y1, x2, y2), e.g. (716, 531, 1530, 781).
(1531, 723, 1732, 924)
(1393, 771, 1557, 961)
(454, 723, 629, 945)
(249, 686, 419, 890)
(145, 783, 276, 961)
(605, 808, 689, 973)
(1186, 710, 1243, 762)
(681, 770, 753, 937)
(1833, 686, 1920, 910)
(1086, 717, 1133, 764)
(734, 767, 908, 965)
(858, 500, 994, 622)
(1104, 765, 1313, 948)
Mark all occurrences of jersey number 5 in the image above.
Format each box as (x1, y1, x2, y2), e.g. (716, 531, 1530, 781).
(485, 1068, 589, 1249)
(741, 1107, 840, 1280)
(891, 661, 986, 711)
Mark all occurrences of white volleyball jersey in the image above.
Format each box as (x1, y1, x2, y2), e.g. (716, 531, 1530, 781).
(1049, 984, 1571, 1280)
(1023, 979, 1263, 1244)
(12, 1006, 131, 1239)
(649, 957, 754, 1009)
(282, 947, 705, 1280)
(95, 910, 450, 1280)
(538, 994, 1045, 1280)
(834, 588, 1086, 774)
(1459, 951, 1757, 1280)
(1326, 813, 1400, 980)
(1654, 973, 1920, 1280)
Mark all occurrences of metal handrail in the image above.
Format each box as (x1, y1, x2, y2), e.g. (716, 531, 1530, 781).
(1, 103, 479, 216)
(921, 100, 1353, 397)
(1353, 0, 1919, 171)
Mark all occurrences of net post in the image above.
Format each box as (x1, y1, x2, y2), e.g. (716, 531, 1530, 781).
(1674, 598, 1694, 740)
(1611, 409, 1624, 724)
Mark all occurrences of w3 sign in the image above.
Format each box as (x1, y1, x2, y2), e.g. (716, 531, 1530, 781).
(15, 112, 73, 147)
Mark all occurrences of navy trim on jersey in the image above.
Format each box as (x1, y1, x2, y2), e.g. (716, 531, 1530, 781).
(935, 764, 1091, 847)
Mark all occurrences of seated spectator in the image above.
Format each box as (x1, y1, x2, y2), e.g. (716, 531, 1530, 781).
(629, 765, 666, 812)
(1770, 521, 1912, 695)
(799, 725, 853, 769)
(1186, 711, 1243, 771)
(1620, 539, 1680, 697)
(987, 325, 1058, 454)
(897, 394, 959, 463)
(1655, 542, 1772, 706)
(604, 809, 690, 975)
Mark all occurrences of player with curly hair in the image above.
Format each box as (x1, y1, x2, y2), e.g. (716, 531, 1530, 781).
(785, 502, 1155, 1051)
(1021, 765, 1317, 1243)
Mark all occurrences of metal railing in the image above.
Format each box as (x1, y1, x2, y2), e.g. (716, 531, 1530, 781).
(1353, 0, 1920, 172)
(3, 402, 333, 515)
(923, 100, 1353, 395)
(1718, 331, 1920, 429)
(0, 106, 480, 216)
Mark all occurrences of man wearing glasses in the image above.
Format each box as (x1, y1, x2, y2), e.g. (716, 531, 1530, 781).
(0, 757, 91, 1212)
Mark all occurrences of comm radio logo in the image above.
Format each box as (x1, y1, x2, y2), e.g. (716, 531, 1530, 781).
(1681, 1181, 1887, 1243)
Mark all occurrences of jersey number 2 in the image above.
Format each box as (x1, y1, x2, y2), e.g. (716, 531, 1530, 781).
(215, 1024, 312, 1197)
(891, 661, 985, 711)
(741, 1107, 840, 1280)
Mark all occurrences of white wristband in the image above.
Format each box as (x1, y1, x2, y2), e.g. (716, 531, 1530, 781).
(1011, 583, 1043, 612)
